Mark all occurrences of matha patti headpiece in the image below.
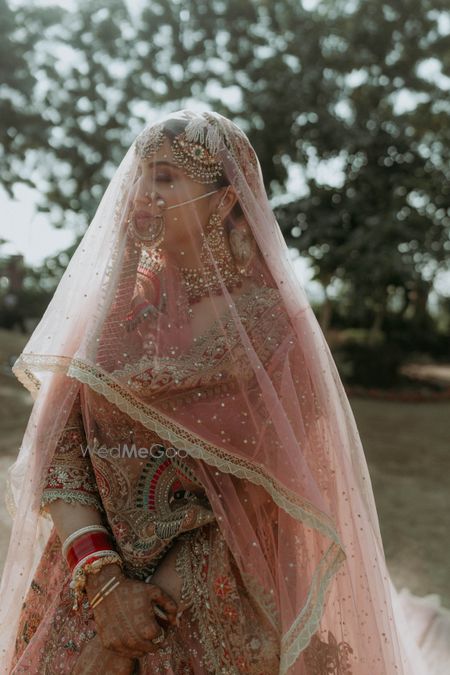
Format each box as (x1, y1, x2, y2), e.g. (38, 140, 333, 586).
(133, 115, 225, 184)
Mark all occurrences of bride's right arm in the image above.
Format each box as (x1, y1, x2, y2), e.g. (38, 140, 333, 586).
(42, 395, 179, 659)
(46, 499, 104, 543)
(39, 391, 105, 525)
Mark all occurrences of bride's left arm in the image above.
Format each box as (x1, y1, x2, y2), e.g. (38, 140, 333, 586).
(148, 539, 183, 594)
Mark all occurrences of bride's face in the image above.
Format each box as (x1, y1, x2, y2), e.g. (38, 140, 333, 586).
(130, 137, 235, 263)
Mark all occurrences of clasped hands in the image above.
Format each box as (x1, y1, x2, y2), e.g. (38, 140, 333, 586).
(72, 562, 179, 674)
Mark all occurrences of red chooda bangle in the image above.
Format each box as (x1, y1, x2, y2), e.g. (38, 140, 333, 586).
(65, 531, 114, 572)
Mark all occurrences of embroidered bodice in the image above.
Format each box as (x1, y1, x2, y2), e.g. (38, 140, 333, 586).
(40, 389, 217, 580)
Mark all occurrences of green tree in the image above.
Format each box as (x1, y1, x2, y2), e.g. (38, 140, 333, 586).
(0, 0, 135, 227)
(279, 0, 450, 335)
(0, 0, 448, 371)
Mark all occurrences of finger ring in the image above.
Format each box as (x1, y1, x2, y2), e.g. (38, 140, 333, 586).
(153, 605, 168, 621)
(151, 630, 166, 645)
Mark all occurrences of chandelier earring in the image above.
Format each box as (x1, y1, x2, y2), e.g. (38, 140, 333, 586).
(228, 225, 257, 276)
(199, 187, 236, 271)
(179, 187, 244, 302)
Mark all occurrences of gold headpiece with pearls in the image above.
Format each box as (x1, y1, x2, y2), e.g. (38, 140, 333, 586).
(134, 115, 224, 184)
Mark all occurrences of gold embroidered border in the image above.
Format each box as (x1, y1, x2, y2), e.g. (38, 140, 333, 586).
(39, 491, 105, 516)
(13, 353, 341, 545)
(280, 542, 346, 675)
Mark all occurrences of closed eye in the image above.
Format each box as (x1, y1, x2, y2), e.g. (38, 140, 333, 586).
(132, 168, 173, 184)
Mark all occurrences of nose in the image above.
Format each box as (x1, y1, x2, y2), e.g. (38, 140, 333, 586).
(133, 179, 152, 202)
(130, 174, 154, 202)
(132, 190, 167, 214)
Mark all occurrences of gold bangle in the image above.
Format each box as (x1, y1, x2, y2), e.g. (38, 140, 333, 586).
(90, 575, 118, 607)
(91, 579, 121, 609)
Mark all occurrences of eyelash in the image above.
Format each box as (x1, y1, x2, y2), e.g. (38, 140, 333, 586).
(133, 171, 172, 184)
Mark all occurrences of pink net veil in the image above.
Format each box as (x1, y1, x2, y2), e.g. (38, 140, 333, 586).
(0, 109, 428, 673)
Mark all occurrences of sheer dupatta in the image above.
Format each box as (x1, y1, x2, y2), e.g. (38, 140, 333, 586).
(1, 109, 427, 674)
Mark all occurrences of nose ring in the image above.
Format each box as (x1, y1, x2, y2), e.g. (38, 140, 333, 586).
(144, 191, 165, 208)
(144, 192, 166, 209)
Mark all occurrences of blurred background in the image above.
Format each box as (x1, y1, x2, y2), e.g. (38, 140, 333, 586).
(0, 0, 449, 608)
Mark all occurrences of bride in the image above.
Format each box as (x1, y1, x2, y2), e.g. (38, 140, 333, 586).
(0, 109, 448, 673)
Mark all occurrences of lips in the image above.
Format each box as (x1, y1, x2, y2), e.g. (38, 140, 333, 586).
(132, 210, 158, 229)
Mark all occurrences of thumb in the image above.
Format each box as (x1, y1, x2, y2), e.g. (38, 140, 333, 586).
(146, 584, 178, 622)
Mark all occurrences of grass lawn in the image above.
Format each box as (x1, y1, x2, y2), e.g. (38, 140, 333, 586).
(350, 396, 449, 605)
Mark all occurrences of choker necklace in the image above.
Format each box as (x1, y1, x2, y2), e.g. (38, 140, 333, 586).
(137, 246, 244, 308)
(179, 262, 244, 305)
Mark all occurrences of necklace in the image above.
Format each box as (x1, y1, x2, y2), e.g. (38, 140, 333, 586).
(137, 246, 246, 308)
(179, 212, 245, 304)
(179, 262, 244, 304)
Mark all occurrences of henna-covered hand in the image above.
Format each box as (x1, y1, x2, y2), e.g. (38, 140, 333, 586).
(72, 633, 136, 674)
(85, 563, 178, 659)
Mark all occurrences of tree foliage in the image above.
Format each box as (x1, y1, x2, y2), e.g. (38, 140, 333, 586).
(0, 0, 449, 351)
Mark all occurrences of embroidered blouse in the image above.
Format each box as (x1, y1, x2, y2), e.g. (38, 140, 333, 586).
(39, 388, 218, 580)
